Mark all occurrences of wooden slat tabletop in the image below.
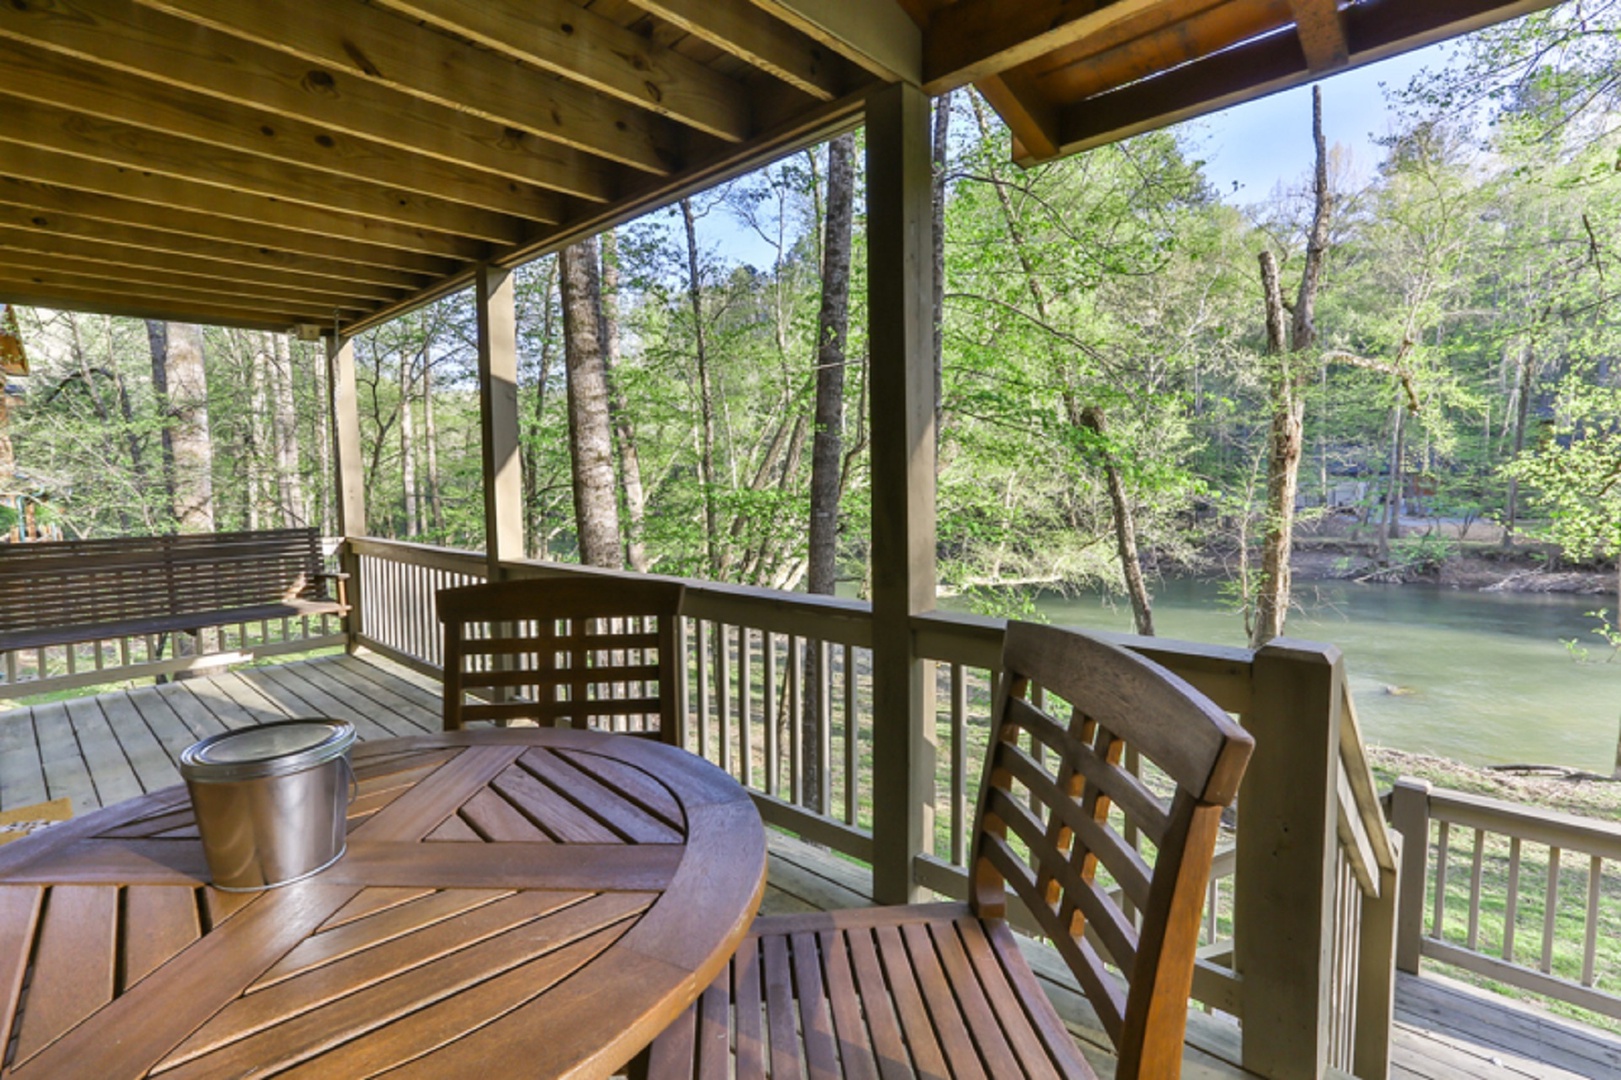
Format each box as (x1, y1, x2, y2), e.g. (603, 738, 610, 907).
(0, 728, 767, 1079)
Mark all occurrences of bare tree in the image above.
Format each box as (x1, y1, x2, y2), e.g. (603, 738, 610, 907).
(600, 229, 649, 572)
(163, 322, 215, 532)
(1250, 87, 1332, 648)
(270, 334, 306, 526)
(680, 198, 722, 578)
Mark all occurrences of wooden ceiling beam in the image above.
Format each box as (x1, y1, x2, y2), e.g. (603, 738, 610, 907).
(376, 0, 753, 141)
(134, 0, 682, 174)
(925, 0, 1177, 93)
(0, 95, 528, 247)
(1289, 0, 1349, 73)
(0, 270, 348, 324)
(0, 174, 462, 278)
(0, 249, 376, 315)
(0, 284, 308, 333)
(0, 198, 431, 294)
(974, 73, 1060, 161)
(0, 227, 401, 306)
(0, 0, 616, 204)
(625, 0, 844, 101)
(0, 38, 563, 225)
(743, 0, 921, 85)
(1047, 0, 1566, 160)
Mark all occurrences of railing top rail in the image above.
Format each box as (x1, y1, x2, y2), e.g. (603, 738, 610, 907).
(1340, 683, 1399, 875)
(347, 536, 489, 574)
(1403, 777, 1621, 860)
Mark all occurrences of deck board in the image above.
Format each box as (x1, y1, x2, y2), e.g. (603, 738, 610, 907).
(1, 650, 1618, 1079)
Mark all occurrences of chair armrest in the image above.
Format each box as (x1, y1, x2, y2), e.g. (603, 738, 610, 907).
(313, 570, 351, 581)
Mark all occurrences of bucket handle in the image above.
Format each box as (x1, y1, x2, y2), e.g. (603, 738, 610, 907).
(340, 754, 359, 806)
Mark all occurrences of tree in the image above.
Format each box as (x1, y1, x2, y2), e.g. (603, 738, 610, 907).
(559, 237, 623, 569)
(1249, 87, 1332, 648)
(158, 322, 214, 531)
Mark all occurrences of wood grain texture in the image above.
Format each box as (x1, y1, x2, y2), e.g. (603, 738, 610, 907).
(0, 727, 764, 1078)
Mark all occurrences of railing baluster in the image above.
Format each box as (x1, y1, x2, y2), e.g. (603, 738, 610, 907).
(1433, 820, 1450, 940)
(1467, 828, 1485, 950)
(718, 623, 732, 777)
(1584, 856, 1602, 987)
(789, 635, 803, 807)
(950, 662, 966, 867)
(696, 620, 711, 763)
(1504, 836, 1521, 961)
(1542, 846, 1561, 974)
(740, 627, 753, 789)
(676, 616, 691, 751)
(844, 643, 857, 827)
(763, 632, 778, 798)
(817, 639, 832, 815)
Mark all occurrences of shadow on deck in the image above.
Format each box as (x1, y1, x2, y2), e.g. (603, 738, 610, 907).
(1, 651, 1616, 1079)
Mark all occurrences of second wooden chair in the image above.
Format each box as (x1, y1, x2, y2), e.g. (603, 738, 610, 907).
(646, 620, 1254, 1079)
(437, 576, 685, 745)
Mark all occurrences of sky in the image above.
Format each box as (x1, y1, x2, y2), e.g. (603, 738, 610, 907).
(706, 41, 1464, 270)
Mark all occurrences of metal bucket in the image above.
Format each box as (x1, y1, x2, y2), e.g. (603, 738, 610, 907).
(179, 718, 357, 892)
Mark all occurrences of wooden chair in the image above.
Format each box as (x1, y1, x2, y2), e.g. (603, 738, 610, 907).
(437, 576, 685, 745)
(645, 621, 1254, 1079)
(0, 797, 71, 846)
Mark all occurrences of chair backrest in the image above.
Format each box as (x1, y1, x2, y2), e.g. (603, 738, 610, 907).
(437, 576, 685, 745)
(969, 621, 1253, 1080)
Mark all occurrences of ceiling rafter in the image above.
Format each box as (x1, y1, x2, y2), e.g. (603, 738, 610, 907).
(0, 270, 344, 323)
(1289, 0, 1350, 72)
(0, 95, 526, 246)
(0, 197, 430, 292)
(0, 227, 403, 305)
(0, 38, 563, 225)
(0, 0, 617, 204)
(133, 0, 682, 174)
(376, 0, 755, 142)
(743, 0, 921, 85)
(0, 285, 310, 333)
(624, 0, 844, 101)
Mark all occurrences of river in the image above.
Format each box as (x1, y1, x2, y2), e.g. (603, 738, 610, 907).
(1002, 579, 1619, 772)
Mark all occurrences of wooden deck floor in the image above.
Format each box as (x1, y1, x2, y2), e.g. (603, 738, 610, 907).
(2, 651, 1618, 1079)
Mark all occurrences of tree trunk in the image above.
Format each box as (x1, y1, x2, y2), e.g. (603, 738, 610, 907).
(680, 199, 722, 578)
(400, 346, 418, 537)
(1081, 406, 1155, 636)
(600, 230, 649, 572)
(1378, 394, 1407, 563)
(145, 321, 177, 519)
(166, 323, 214, 532)
(312, 340, 334, 536)
(270, 334, 306, 527)
(798, 134, 858, 813)
(524, 258, 559, 559)
(245, 335, 266, 530)
(932, 92, 951, 458)
(422, 358, 444, 533)
(1250, 86, 1330, 649)
(1505, 339, 1534, 547)
(559, 238, 623, 569)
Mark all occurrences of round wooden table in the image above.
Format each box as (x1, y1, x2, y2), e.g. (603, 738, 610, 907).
(0, 728, 767, 1079)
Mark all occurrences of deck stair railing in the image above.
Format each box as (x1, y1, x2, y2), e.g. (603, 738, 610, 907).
(333, 537, 1407, 1078)
(1390, 777, 1621, 1024)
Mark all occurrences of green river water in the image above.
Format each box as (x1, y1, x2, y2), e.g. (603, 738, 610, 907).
(1002, 579, 1620, 773)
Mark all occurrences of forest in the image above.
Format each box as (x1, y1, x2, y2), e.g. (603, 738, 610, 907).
(3, 3, 1619, 644)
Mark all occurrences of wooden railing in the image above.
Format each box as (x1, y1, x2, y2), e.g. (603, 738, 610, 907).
(341, 536, 1398, 1079)
(1391, 777, 1621, 1024)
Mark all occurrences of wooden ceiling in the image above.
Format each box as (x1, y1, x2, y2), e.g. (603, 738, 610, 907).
(0, 0, 1563, 335)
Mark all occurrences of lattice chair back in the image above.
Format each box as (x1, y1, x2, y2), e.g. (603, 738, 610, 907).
(437, 577, 685, 745)
(970, 621, 1253, 1079)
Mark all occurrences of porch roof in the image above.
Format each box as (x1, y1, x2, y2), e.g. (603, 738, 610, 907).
(0, 0, 1559, 335)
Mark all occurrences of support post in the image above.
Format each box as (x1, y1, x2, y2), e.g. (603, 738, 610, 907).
(1235, 640, 1342, 1080)
(475, 263, 525, 579)
(866, 81, 937, 905)
(1390, 777, 1433, 975)
(326, 332, 365, 652)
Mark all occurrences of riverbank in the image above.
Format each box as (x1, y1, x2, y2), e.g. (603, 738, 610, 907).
(1287, 533, 1614, 595)
(1368, 746, 1621, 822)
